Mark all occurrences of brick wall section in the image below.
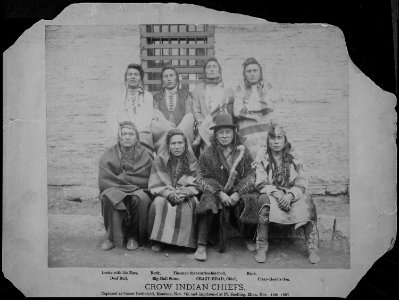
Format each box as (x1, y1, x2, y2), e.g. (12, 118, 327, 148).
(46, 25, 349, 201)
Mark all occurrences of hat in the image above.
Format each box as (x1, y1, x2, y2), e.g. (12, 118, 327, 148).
(268, 120, 287, 137)
(209, 112, 238, 131)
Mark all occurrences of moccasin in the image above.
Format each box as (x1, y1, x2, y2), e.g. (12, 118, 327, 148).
(194, 245, 207, 261)
(126, 238, 139, 251)
(101, 240, 114, 251)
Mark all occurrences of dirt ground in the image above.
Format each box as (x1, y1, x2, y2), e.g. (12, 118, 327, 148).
(48, 196, 349, 269)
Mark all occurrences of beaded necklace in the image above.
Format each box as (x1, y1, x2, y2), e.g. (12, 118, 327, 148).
(165, 87, 177, 112)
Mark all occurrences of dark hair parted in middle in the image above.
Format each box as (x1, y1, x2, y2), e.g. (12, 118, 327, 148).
(161, 67, 180, 85)
(203, 57, 223, 81)
(265, 122, 295, 188)
(165, 128, 191, 186)
(165, 128, 189, 151)
(242, 57, 263, 84)
(125, 63, 144, 81)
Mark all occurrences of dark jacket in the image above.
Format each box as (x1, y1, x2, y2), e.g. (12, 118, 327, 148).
(153, 88, 193, 126)
(196, 134, 255, 215)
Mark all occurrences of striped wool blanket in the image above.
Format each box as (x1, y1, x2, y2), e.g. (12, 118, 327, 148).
(148, 196, 198, 248)
(148, 150, 199, 248)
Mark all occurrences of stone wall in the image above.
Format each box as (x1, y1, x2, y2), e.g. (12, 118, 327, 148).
(46, 24, 349, 201)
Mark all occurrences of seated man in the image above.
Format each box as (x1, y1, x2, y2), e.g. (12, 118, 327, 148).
(147, 128, 199, 252)
(98, 121, 153, 251)
(252, 120, 320, 264)
(151, 67, 195, 152)
(194, 112, 263, 262)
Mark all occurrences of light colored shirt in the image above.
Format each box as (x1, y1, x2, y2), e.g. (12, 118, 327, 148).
(118, 88, 153, 133)
(245, 84, 262, 111)
(205, 83, 225, 112)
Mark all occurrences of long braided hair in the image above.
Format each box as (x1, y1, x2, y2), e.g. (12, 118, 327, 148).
(165, 128, 191, 187)
(161, 66, 180, 88)
(266, 135, 295, 188)
(124, 63, 144, 81)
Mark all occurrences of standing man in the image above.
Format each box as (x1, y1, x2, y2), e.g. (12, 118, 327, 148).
(192, 58, 235, 149)
(98, 121, 153, 251)
(233, 57, 277, 160)
(152, 67, 196, 152)
(109, 63, 155, 157)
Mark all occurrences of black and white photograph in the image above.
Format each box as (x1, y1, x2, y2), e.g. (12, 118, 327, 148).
(3, 2, 396, 298)
(46, 23, 350, 269)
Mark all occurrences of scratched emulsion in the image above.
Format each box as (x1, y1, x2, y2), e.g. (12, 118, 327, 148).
(46, 24, 348, 201)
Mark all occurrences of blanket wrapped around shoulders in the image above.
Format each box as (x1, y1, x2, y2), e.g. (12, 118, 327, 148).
(148, 150, 199, 248)
(98, 143, 153, 209)
(149, 149, 199, 201)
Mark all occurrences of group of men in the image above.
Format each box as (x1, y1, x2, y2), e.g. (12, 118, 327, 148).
(98, 57, 320, 264)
